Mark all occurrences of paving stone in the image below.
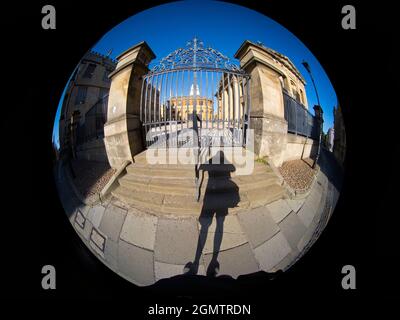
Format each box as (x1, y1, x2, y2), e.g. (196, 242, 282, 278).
(118, 240, 155, 286)
(76, 204, 90, 218)
(237, 206, 279, 248)
(285, 198, 305, 213)
(87, 205, 106, 228)
(69, 211, 77, 224)
(297, 221, 318, 252)
(307, 186, 323, 209)
(270, 249, 300, 272)
(99, 204, 127, 242)
(69, 204, 90, 225)
(74, 217, 92, 241)
(312, 195, 326, 225)
(296, 201, 317, 227)
(203, 242, 260, 278)
(154, 261, 206, 281)
(197, 215, 247, 253)
(198, 214, 243, 234)
(278, 212, 307, 250)
(316, 172, 328, 186)
(120, 211, 158, 250)
(202, 232, 248, 254)
(253, 232, 292, 272)
(104, 238, 119, 271)
(304, 189, 321, 212)
(154, 218, 199, 265)
(89, 227, 106, 258)
(74, 209, 86, 229)
(267, 199, 292, 223)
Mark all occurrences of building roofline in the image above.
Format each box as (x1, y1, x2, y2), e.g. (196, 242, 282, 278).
(88, 50, 118, 65)
(234, 40, 306, 84)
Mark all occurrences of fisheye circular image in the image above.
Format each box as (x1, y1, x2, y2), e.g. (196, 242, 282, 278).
(52, 1, 345, 286)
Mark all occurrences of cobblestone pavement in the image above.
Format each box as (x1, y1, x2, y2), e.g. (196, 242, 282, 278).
(70, 159, 116, 198)
(55, 150, 342, 286)
(279, 158, 319, 190)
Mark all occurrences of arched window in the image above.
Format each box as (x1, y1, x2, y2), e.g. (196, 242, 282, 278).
(299, 89, 305, 104)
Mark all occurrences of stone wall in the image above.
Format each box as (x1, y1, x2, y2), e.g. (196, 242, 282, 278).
(283, 134, 318, 162)
(76, 139, 108, 162)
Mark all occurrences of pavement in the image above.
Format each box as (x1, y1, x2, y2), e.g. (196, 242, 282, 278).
(55, 149, 342, 287)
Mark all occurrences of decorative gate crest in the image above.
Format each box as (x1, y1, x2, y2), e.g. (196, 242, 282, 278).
(150, 37, 244, 74)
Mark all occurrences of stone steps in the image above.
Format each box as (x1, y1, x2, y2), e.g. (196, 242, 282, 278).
(111, 182, 284, 216)
(118, 170, 279, 195)
(125, 162, 271, 179)
(111, 150, 285, 216)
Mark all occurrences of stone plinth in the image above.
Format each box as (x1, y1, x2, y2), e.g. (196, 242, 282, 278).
(104, 42, 156, 168)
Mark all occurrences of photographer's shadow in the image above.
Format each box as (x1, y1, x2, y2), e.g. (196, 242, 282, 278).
(184, 151, 240, 277)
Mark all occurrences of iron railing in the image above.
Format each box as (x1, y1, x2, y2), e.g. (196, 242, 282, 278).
(283, 91, 319, 139)
(140, 38, 251, 149)
(76, 94, 108, 145)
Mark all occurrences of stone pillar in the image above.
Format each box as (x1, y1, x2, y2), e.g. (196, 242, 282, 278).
(234, 41, 288, 167)
(223, 89, 229, 121)
(232, 76, 240, 124)
(104, 42, 156, 168)
(228, 82, 233, 122)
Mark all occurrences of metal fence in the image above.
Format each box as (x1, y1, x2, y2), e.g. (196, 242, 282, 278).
(76, 94, 108, 145)
(140, 37, 251, 149)
(283, 91, 319, 139)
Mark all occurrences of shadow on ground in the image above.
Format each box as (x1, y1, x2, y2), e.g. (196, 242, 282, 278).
(184, 151, 240, 276)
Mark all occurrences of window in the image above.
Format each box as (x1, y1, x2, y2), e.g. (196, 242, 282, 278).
(103, 69, 110, 82)
(98, 87, 108, 100)
(83, 63, 97, 78)
(75, 86, 87, 105)
(293, 90, 301, 103)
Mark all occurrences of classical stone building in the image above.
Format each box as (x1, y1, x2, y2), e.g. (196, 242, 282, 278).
(103, 39, 320, 169)
(216, 75, 245, 122)
(333, 104, 346, 166)
(59, 50, 117, 161)
(165, 85, 213, 121)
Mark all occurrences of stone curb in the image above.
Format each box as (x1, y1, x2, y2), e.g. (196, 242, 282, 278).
(100, 160, 131, 202)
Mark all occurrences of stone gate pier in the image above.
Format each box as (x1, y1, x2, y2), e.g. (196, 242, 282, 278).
(235, 41, 316, 167)
(104, 42, 155, 168)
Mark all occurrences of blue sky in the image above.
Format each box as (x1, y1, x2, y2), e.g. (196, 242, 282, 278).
(53, 0, 337, 146)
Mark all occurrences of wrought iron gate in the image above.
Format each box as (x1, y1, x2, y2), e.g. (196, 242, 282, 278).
(140, 37, 251, 150)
